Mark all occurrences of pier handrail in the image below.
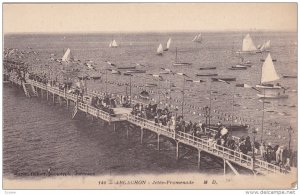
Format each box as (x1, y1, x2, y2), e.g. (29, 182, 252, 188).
(127, 113, 253, 169)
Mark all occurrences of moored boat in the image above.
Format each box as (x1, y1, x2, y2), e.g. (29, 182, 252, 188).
(256, 53, 288, 99)
(126, 70, 146, 74)
(199, 67, 216, 70)
(211, 77, 236, 82)
(172, 47, 192, 66)
(196, 73, 218, 77)
(157, 44, 163, 55)
(163, 38, 172, 51)
(236, 34, 260, 54)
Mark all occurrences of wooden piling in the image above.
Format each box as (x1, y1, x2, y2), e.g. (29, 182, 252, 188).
(126, 126, 129, 139)
(198, 149, 201, 169)
(176, 141, 179, 161)
(223, 159, 226, 175)
(140, 127, 144, 144)
(157, 134, 160, 151)
(52, 93, 55, 104)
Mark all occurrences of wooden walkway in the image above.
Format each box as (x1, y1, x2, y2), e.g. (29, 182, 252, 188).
(6, 75, 290, 176)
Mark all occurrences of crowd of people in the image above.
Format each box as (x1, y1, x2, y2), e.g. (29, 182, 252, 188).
(130, 102, 294, 172)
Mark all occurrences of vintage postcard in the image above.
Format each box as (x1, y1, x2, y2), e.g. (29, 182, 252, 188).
(2, 3, 298, 190)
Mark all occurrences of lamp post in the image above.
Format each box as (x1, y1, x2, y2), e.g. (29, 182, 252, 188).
(124, 73, 133, 105)
(287, 126, 293, 153)
(260, 89, 266, 143)
(252, 127, 259, 171)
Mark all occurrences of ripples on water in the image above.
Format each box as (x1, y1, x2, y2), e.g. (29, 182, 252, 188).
(3, 32, 297, 176)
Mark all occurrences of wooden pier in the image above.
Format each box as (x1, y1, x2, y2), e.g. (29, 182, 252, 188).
(5, 74, 290, 176)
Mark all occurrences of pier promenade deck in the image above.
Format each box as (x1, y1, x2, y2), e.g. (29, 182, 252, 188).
(6, 75, 291, 176)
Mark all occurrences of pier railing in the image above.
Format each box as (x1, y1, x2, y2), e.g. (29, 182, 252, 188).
(127, 114, 253, 170)
(7, 77, 288, 175)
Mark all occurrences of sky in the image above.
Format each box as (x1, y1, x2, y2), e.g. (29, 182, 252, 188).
(3, 3, 297, 33)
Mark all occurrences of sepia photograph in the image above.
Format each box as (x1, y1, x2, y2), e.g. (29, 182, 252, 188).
(2, 2, 298, 191)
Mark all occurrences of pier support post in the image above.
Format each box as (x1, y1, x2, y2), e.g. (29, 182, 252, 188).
(176, 141, 180, 161)
(157, 134, 160, 151)
(52, 93, 55, 105)
(41, 89, 43, 99)
(66, 99, 69, 109)
(223, 159, 226, 175)
(126, 126, 129, 139)
(46, 90, 49, 101)
(140, 127, 144, 144)
(198, 149, 202, 169)
(113, 123, 116, 132)
(59, 96, 62, 106)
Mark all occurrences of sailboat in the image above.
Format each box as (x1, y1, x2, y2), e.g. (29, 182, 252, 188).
(163, 38, 172, 51)
(236, 34, 260, 54)
(173, 47, 192, 66)
(157, 44, 163, 55)
(62, 48, 71, 63)
(258, 40, 271, 52)
(256, 53, 288, 99)
(109, 40, 119, 48)
(192, 33, 202, 42)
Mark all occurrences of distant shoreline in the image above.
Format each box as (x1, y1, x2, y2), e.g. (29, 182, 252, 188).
(3, 30, 297, 36)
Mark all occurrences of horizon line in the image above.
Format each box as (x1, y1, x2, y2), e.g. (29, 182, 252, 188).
(4, 29, 297, 35)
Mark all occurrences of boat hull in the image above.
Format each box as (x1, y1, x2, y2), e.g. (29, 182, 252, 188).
(173, 62, 192, 66)
(126, 70, 146, 74)
(117, 66, 136, 70)
(199, 67, 216, 70)
(196, 74, 218, 77)
(257, 93, 288, 99)
(211, 77, 236, 82)
(228, 67, 247, 70)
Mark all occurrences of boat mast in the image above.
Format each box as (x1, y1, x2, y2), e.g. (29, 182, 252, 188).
(260, 89, 265, 143)
(158, 76, 161, 109)
(175, 47, 178, 63)
(231, 83, 235, 129)
(181, 76, 185, 118)
(208, 82, 212, 130)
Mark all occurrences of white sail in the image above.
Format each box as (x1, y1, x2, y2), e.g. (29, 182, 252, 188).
(109, 41, 112, 47)
(264, 40, 271, 50)
(166, 38, 171, 49)
(192, 34, 202, 42)
(242, 34, 257, 52)
(192, 35, 198, 42)
(197, 33, 202, 42)
(261, 53, 280, 83)
(62, 48, 71, 63)
(157, 44, 163, 54)
(111, 40, 118, 47)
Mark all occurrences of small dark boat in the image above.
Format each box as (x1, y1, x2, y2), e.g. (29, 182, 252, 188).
(126, 70, 146, 74)
(140, 90, 150, 99)
(283, 75, 297, 78)
(90, 76, 101, 80)
(117, 66, 136, 70)
(211, 77, 236, 82)
(228, 65, 247, 70)
(196, 73, 218, 77)
(199, 67, 217, 70)
(173, 62, 192, 66)
(145, 83, 158, 87)
(260, 58, 275, 62)
(173, 48, 192, 66)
